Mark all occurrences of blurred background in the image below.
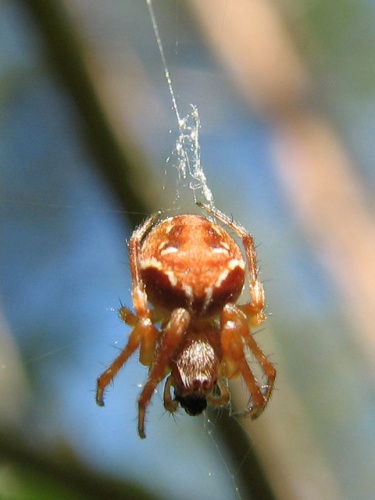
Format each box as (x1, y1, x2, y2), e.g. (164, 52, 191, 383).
(1, 0, 375, 498)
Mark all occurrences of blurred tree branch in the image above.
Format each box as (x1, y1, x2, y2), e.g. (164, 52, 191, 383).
(0, 430, 155, 500)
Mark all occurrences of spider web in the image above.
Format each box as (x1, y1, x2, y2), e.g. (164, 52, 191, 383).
(146, 0, 214, 207)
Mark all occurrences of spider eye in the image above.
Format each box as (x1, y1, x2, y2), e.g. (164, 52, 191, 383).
(175, 393, 207, 416)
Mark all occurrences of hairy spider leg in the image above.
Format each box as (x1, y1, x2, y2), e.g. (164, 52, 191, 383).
(96, 214, 160, 406)
(198, 203, 265, 326)
(129, 213, 164, 366)
(138, 308, 190, 438)
(206, 377, 231, 408)
(163, 374, 179, 413)
(240, 308, 276, 410)
(221, 304, 276, 418)
(96, 318, 157, 406)
(198, 203, 275, 416)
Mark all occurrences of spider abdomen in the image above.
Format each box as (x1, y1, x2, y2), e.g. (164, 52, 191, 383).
(140, 214, 246, 316)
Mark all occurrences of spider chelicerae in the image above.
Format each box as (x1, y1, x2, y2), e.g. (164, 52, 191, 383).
(96, 202, 276, 438)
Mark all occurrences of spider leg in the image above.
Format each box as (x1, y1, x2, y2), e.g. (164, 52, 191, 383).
(163, 374, 179, 413)
(96, 215, 162, 409)
(119, 306, 138, 327)
(207, 377, 230, 408)
(221, 304, 276, 419)
(129, 212, 159, 320)
(239, 311, 276, 411)
(96, 319, 157, 407)
(198, 202, 265, 326)
(138, 308, 190, 439)
(116, 212, 161, 369)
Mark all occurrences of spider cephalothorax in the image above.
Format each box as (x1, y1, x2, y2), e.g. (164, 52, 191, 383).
(96, 203, 276, 438)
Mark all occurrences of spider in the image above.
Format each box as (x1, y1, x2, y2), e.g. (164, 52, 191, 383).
(96, 202, 276, 438)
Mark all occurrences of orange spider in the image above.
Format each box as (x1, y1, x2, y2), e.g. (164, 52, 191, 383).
(96, 203, 276, 438)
